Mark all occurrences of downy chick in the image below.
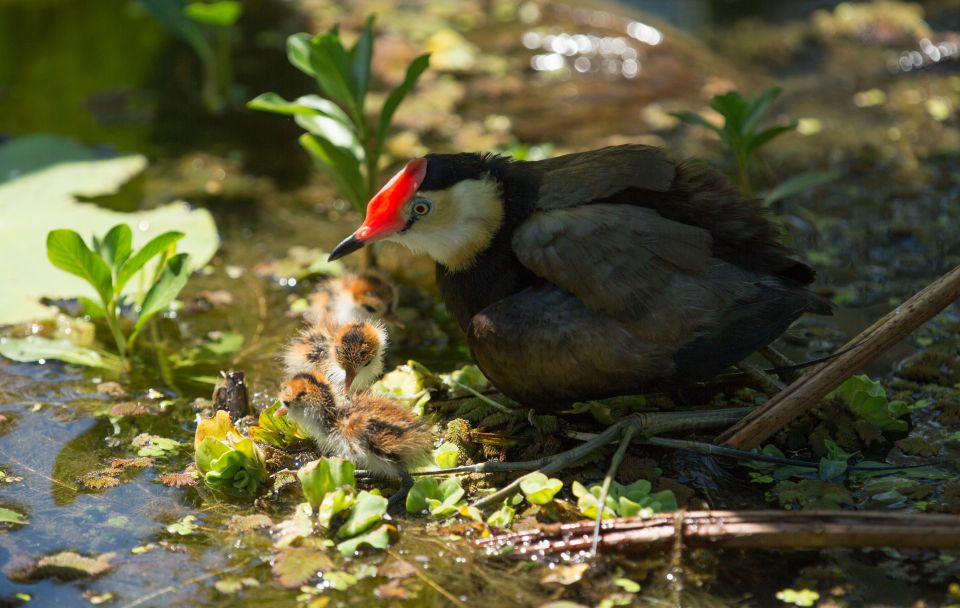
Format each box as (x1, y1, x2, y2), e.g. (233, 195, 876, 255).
(306, 271, 400, 326)
(277, 369, 433, 478)
(282, 320, 388, 394)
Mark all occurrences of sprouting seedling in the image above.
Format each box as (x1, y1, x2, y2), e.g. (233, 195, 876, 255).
(137, 0, 244, 113)
(248, 16, 430, 219)
(673, 87, 797, 196)
(46, 224, 191, 367)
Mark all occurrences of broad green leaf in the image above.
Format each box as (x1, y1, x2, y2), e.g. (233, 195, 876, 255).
(0, 134, 95, 184)
(184, 1, 243, 27)
(0, 336, 120, 370)
(134, 253, 190, 331)
(248, 93, 354, 127)
(196, 436, 231, 474)
(194, 410, 237, 452)
(46, 229, 113, 306)
(711, 91, 750, 132)
(764, 171, 837, 205)
(406, 477, 439, 514)
(0, 139, 218, 325)
(295, 113, 359, 152)
(299, 133, 365, 209)
(317, 488, 356, 528)
(336, 491, 387, 538)
(287, 33, 317, 78)
(670, 110, 721, 134)
(742, 86, 783, 135)
(0, 507, 28, 525)
(519, 472, 563, 505)
(310, 31, 357, 113)
(336, 523, 391, 556)
(116, 231, 185, 292)
(348, 16, 375, 107)
(745, 123, 797, 156)
(818, 458, 848, 481)
(99, 224, 133, 271)
(433, 442, 459, 469)
(376, 53, 430, 155)
(486, 504, 514, 528)
(571, 481, 616, 519)
(298, 458, 357, 509)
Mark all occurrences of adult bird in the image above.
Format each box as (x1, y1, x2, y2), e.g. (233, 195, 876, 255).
(329, 145, 831, 408)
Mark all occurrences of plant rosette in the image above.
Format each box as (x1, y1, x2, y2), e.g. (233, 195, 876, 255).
(194, 410, 267, 496)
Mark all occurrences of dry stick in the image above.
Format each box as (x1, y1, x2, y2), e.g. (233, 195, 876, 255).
(476, 510, 960, 556)
(591, 425, 637, 557)
(718, 264, 960, 450)
(468, 408, 750, 509)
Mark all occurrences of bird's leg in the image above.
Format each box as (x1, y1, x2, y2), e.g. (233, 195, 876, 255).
(758, 346, 800, 382)
(590, 425, 637, 557)
(736, 361, 786, 394)
(387, 471, 415, 513)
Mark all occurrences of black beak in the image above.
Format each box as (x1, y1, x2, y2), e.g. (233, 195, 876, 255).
(328, 234, 365, 261)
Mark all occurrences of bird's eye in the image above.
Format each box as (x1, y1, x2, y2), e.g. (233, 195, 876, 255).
(412, 198, 432, 216)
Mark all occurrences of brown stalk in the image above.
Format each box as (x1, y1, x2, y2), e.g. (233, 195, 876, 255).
(716, 264, 960, 450)
(477, 510, 960, 556)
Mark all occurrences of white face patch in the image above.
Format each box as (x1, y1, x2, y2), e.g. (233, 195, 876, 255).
(386, 176, 504, 271)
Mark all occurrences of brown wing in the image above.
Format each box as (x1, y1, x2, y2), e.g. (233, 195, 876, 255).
(532, 145, 676, 210)
(512, 204, 713, 320)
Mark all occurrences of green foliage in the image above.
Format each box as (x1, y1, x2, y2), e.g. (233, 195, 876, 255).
(166, 514, 199, 535)
(0, 507, 28, 525)
(249, 17, 430, 214)
(194, 410, 268, 497)
(248, 400, 311, 448)
(776, 588, 820, 607)
(673, 87, 796, 195)
(0, 337, 120, 370)
(137, 0, 243, 113)
(432, 442, 460, 469)
(518, 472, 563, 505)
(298, 458, 357, 509)
(44, 223, 192, 368)
(831, 374, 910, 432)
(572, 480, 677, 519)
(406, 477, 466, 518)
(291, 458, 391, 556)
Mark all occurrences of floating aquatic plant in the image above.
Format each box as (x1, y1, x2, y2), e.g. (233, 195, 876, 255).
(194, 410, 268, 496)
(406, 476, 467, 518)
(248, 400, 311, 448)
(572, 480, 677, 519)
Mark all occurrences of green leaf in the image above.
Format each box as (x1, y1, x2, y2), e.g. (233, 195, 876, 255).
(0, 507, 28, 525)
(519, 472, 563, 505)
(486, 504, 514, 529)
(116, 231, 185, 293)
(376, 53, 430, 156)
(204, 446, 267, 495)
(298, 457, 357, 509)
(248, 399, 310, 448)
(744, 123, 796, 156)
(764, 171, 837, 205)
(99, 224, 133, 271)
(184, 1, 243, 27)
(336, 490, 387, 538)
(348, 15, 375, 107)
(433, 442, 460, 469)
(46, 229, 114, 306)
(670, 110, 721, 134)
(0, 336, 121, 369)
(299, 133, 365, 209)
(137, 0, 212, 64)
(742, 86, 782, 135)
(317, 488, 356, 529)
(286, 33, 357, 116)
(195, 436, 231, 474)
(711, 91, 750, 132)
(134, 253, 191, 331)
(406, 477, 439, 514)
(336, 523, 391, 556)
(818, 458, 848, 481)
(295, 112, 359, 152)
(166, 514, 198, 535)
(570, 481, 615, 519)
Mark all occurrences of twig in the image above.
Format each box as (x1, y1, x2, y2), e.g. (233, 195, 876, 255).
(736, 361, 785, 393)
(477, 510, 960, 556)
(591, 425, 636, 557)
(466, 408, 750, 509)
(718, 264, 960, 449)
(448, 380, 517, 415)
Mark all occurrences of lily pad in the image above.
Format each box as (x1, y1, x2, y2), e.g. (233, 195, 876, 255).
(0, 136, 218, 325)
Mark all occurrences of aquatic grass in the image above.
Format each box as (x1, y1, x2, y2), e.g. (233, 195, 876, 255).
(249, 16, 430, 218)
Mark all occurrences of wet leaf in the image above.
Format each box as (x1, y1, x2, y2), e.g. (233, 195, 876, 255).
(336, 524, 392, 556)
(519, 472, 563, 505)
(298, 457, 356, 509)
(316, 488, 356, 529)
(194, 409, 236, 451)
(249, 399, 310, 448)
(0, 336, 121, 370)
(337, 491, 387, 538)
(571, 481, 616, 520)
(831, 375, 909, 432)
(323, 570, 358, 591)
(0, 507, 28, 525)
(166, 514, 199, 535)
(227, 513, 273, 532)
(541, 563, 588, 585)
(273, 545, 333, 588)
(274, 502, 315, 548)
(203, 440, 268, 496)
(132, 434, 182, 458)
(486, 504, 515, 529)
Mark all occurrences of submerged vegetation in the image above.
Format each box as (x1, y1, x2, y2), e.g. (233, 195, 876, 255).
(3, 0, 960, 606)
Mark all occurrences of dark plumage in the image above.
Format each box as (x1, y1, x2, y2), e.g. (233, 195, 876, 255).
(330, 145, 832, 408)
